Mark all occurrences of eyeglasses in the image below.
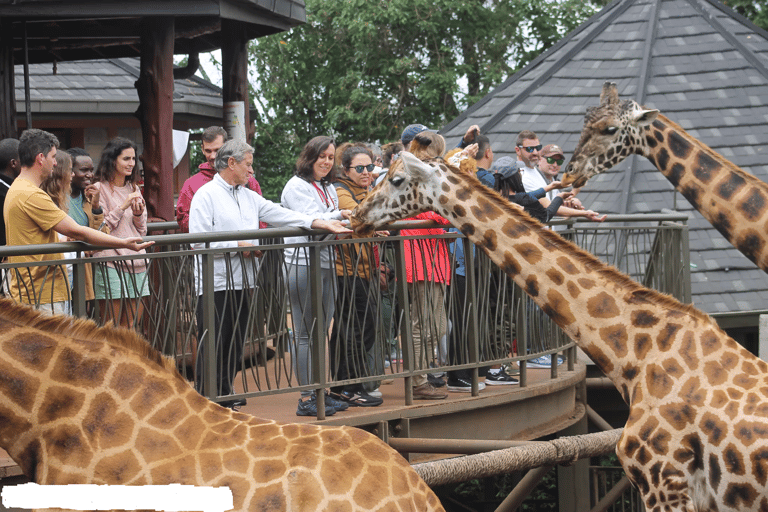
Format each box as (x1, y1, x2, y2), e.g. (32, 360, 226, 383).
(349, 164, 375, 174)
(545, 156, 565, 165)
(518, 144, 543, 153)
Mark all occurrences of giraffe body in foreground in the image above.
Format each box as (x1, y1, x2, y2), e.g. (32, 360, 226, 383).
(353, 151, 768, 512)
(0, 299, 443, 512)
(562, 81, 768, 273)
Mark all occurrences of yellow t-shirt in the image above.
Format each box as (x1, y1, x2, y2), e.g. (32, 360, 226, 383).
(3, 177, 69, 304)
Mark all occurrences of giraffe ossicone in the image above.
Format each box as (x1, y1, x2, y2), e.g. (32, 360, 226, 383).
(562, 81, 768, 273)
(0, 298, 444, 512)
(352, 151, 768, 512)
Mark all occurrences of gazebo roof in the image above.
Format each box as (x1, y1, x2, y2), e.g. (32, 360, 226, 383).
(15, 58, 223, 123)
(0, 0, 306, 63)
(440, 0, 768, 319)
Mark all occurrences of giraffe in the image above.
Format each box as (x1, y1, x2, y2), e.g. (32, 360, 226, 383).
(561, 81, 768, 273)
(352, 150, 768, 512)
(0, 297, 444, 512)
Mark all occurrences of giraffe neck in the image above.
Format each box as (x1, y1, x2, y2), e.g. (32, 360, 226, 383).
(642, 114, 768, 271)
(432, 169, 735, 404)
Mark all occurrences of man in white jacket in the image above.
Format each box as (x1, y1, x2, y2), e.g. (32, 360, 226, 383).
(189, 139, 349, 408)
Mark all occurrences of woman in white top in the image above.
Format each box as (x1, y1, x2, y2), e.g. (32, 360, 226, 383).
(281, 136, 351, 417)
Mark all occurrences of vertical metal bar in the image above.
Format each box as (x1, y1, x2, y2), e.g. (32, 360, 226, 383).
(462, 236, 481, 395)
(392, 232, 413, 404)
(308, 242, 326, 420)
(201, 247, 217, 400)
(71, 252, 87, 318)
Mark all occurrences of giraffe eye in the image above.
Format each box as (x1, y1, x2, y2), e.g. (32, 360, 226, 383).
(602, 126, 618, 136)
(390, 176, 405, 187)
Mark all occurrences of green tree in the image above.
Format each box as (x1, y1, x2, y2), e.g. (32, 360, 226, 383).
(247, 0, 606, 199)
(722, 1, 768, 31)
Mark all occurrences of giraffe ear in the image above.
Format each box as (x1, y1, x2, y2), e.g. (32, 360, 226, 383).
(630, 108, 659, 126)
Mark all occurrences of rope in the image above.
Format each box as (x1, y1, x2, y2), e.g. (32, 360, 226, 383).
(412, 428, 623, 487)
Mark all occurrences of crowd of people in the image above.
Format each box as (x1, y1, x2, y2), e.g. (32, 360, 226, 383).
(0, 123, 606, 415)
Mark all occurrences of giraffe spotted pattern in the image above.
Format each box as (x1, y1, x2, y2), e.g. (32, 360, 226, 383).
(352, 151, 768, 511)
(563, 81, 768, 274)
(0, 299, 444, 512)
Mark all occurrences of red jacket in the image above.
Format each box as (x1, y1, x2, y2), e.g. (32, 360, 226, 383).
(401, 211, 452, 284)
(176, 162, 263, 232)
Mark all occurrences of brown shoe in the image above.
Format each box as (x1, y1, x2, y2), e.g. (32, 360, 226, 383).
(412, 382, 448, 400)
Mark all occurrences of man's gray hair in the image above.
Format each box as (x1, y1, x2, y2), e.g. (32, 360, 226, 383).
(214, 139, 253, 172)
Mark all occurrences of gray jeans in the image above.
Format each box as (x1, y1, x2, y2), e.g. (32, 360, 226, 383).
(286, 263, 336, 395)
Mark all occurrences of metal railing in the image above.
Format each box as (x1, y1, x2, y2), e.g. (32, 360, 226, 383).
(0, 214, 689, 415)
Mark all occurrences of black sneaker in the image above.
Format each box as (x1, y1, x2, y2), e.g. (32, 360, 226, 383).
(219, 398, 246, 410)
(296, 395, 336, 417)
(325, 391, 349, 411)
(447, 378, 486, 392)
(339, 386, 383, 407)
(485, 368, 519, 386)
(428, 373, 447, 387)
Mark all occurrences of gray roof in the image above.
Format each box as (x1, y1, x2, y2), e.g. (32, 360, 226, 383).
(15, 58, 223, 123)
(0, 0, 306, 63)
(440, 0, 768, 317)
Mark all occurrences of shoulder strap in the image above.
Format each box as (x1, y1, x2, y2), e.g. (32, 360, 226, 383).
(333, 182, 359, 204)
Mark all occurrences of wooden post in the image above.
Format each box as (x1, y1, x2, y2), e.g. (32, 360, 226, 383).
(221, 19, 250, 142)
(136, 16, 175, 221)
(0, 18, 17, 139)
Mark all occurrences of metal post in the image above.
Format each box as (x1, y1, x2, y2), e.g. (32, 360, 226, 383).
(495, 465, 554, 512)
(308, 242, 326, 419)
(392, 233, 414, 404)
(22, 20, 32, 130)
(462, 236, 481, 395)
(201, 248, 217, 400)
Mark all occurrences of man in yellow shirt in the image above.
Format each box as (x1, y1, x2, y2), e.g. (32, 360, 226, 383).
(3, 129, 153, 315)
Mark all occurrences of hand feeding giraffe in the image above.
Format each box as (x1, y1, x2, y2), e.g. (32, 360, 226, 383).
(352, 151, 768, 512)
(561, 81, 768, 273)
(0, 298, 444, 512)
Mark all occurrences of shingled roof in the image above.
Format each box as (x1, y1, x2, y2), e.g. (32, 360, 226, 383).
(441, 0, 768, 320)
(15, 58, 222, 122)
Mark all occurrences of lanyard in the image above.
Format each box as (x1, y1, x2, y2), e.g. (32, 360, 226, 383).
(312, 181, 334, 209)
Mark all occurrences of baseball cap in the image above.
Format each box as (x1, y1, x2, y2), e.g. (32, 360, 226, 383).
(401, 124, 435, 145)
(541, 144, 565, 158)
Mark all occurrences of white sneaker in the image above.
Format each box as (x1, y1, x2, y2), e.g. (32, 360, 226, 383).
(526, 355, 564, 369)
(367, 388, 383, 398)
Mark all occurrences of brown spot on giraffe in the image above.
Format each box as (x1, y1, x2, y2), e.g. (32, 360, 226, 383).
(600, 324, 628, 358)
(646, 364, 674, 399)
(515, 242, 543, 264)
(545, 268, 564, 286)
(700, 411, 728, 446)
(556, 256, 579, 275)
(50, 346, 110, 388)
(633, 333, 652, 360)
(587, 292, 620, 318)
(566, 281, 580, 298)
(631, 310, 659, 328)
(655, 323, 682, 352)
(3, 335, 57, 371)
(38, 386, 85, 425)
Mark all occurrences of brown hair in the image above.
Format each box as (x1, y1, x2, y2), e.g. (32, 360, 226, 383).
(516, 130, 539, 147)
(295, 136, 336, 183)
(40, 150, 72, 212)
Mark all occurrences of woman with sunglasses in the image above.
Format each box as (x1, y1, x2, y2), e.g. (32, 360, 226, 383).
(281, 136, 352, 417)
(329, 143, 384, 407)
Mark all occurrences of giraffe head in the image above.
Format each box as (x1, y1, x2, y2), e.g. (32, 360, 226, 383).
(351, 151, 445, 235)
(562, 82, 659, 188)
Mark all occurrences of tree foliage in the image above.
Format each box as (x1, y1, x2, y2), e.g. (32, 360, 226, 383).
(723, 1, 768, 31)
(248, 0, 605, 198)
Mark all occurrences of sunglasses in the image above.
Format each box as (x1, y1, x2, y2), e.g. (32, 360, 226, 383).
(518, 144, 543, 153)
(349, 164, 375, 174)
(545, 156, 565, 165)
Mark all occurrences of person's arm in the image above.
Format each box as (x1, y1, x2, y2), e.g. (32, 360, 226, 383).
(176, 183, 194, 233)
(54, 215, 153, 251)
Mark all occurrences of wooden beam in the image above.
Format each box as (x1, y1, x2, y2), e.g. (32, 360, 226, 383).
(0, 18, 16, 139)
(136, 17, 175, 222)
